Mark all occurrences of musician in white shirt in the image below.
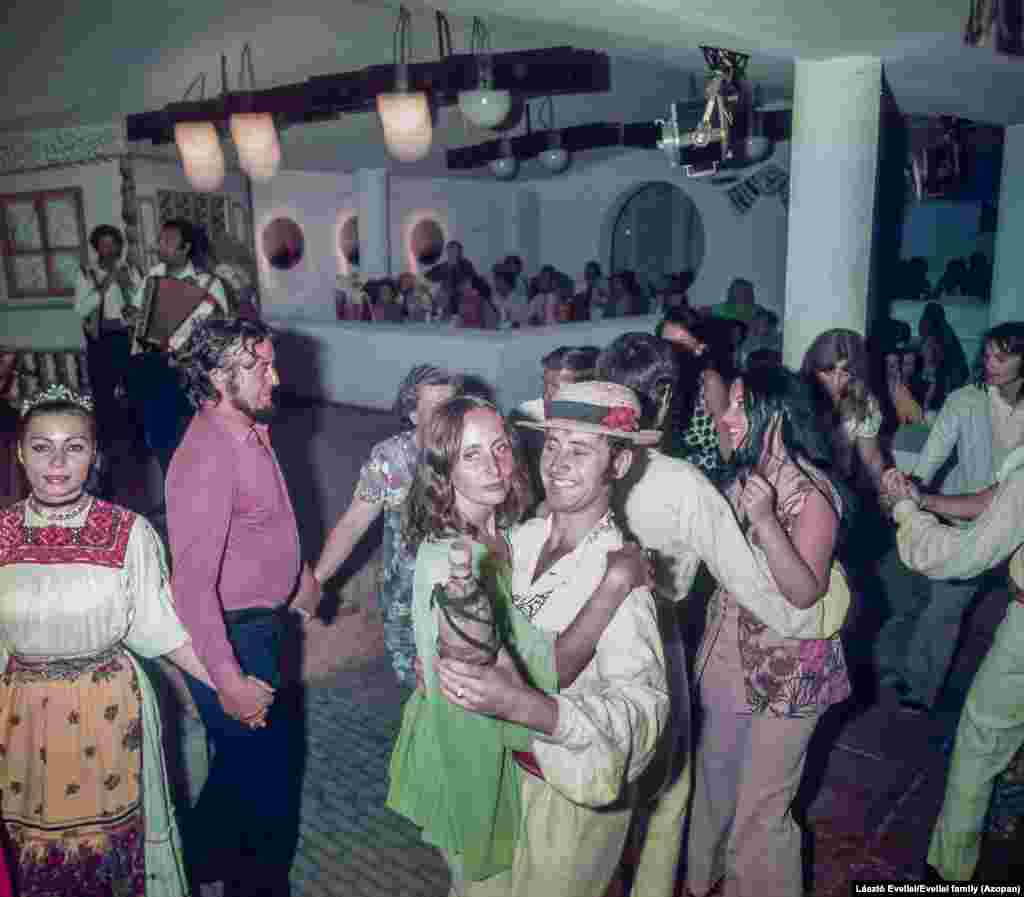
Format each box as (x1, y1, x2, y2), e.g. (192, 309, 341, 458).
(129, 218, 228, 481)
(73, 224, 142, 495)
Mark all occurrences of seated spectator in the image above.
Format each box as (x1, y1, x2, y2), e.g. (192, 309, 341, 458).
(904, 257, 932, 300)
(455, 274, 497, 329)
(608, 271, 646, 317)
(713, 277, 759, 324)
(882, 337, 925, 426)
(397, 272, 437, 322)
(425, 240, 477, 316)
(932, 258, 971, 299)
(661, 270, 695, 314)
(369, 278, 405, 323)
(575, 260, 609, 321)
(491, 270, 530, 329)
(527, 267, 561, 325)
(967, 250, 992, 301)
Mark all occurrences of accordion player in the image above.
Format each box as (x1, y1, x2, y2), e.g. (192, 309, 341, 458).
(134, 275, 223, 353)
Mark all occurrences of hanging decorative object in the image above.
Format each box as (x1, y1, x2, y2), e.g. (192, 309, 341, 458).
(656, 46, 750, 178)
(377, 6, 433, 162)
(458, 18, 512, 129)
(230, 44, 281, 181)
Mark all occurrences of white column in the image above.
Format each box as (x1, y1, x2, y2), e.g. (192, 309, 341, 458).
(990, 123, 1024, 326)
(356, 168, 390, 278)
(782, 57, 882, 369)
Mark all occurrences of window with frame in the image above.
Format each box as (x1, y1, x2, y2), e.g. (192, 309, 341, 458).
(0, 188, 88, 300)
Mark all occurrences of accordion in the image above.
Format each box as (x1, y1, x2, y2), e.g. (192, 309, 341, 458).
(136, 276, 217, 350)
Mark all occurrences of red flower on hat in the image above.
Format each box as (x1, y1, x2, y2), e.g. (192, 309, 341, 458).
(601, 406, 638, 432)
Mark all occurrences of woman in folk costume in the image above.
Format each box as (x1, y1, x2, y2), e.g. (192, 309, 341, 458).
(388, 392, 657, 895)
(687, 367, 854, 897)
(0, 385, 215, 896)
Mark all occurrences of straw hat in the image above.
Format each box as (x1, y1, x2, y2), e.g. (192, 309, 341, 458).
(516, 380, 661, 445)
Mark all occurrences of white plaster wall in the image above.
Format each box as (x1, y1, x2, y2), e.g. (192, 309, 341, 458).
(0, 159, 121, 349)
(533, 147, 791, 316)
(252, 170, 519, 319)
(251, 170, 356, 319)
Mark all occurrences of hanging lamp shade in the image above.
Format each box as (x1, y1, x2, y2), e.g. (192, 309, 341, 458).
(230, 111, 282, 181)
(377, 64, 432, 164)
(458, 88, 512, 130)
(175, 121, 225, 192)
(539, 146, 570, 173)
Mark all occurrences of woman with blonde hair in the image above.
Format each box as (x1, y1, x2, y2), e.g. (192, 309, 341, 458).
(800, 328, 888, 488)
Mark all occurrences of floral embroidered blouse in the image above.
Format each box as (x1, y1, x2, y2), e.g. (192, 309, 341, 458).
(697, 456, 852, 718)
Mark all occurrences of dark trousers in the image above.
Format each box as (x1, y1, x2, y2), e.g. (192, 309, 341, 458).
(127, 352, 193, 476)
(86, 331, 133, 485)
(183, 611, 301, 897)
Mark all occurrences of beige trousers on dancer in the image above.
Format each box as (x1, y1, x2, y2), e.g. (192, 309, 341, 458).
(449, 771, 632, 897)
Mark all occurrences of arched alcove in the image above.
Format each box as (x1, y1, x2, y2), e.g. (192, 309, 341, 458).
(410, 217, 445, 266)
(603, 181, 705, 296)
(262, 216, 304, 270)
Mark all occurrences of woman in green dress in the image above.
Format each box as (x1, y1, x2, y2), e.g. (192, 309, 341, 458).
(387, 395, 649, 894)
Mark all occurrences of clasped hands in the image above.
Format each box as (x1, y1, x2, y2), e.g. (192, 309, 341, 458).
(219, 673, 276, 730)
(879, 467, 922, 516)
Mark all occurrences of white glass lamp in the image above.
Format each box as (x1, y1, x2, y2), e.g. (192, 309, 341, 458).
(377, 64, 432, 162)
(490, 140, 518, 180)
(175, 121, 225, 192)
(458, 88, 511, 130)
(458, 53, 510, 129)
(230, 111, 282, 181)
(539, 147, 570, 172)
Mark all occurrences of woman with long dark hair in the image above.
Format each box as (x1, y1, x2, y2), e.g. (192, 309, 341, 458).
(656, 306, 738, 479)
(686, 367, 853, 897)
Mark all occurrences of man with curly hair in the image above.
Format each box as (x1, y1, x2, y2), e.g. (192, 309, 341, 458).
(166, 316, 314, 897)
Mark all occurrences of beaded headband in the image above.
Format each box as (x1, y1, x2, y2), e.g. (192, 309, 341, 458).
(20, 383, 95, 418)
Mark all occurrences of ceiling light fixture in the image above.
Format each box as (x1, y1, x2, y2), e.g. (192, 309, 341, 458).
(173, 74, 226, 192)
(536, 96, 571, 173)
(377, 6, 433, 162)
(230, 44, 281, 181)
(490, 138, 519, 179)
(458, 18, 512, 130)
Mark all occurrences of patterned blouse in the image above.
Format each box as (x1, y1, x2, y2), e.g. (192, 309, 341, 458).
(698, 453, 852, 718)
(353, 430, 420, 684)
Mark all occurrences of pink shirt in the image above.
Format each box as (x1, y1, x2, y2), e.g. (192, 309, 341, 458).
(167, 404, 301, 690)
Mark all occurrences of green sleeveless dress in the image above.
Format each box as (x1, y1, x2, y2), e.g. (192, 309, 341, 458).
(387, 536, 558, 882)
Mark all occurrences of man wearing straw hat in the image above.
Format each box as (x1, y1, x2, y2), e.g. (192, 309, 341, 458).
(436, 380, 669, 897)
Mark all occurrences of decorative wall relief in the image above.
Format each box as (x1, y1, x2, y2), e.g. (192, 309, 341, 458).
(120, 156, 143, 271)
(156, 190, 231, 240)
(723, 163, 789, 215)
(0, 122, 125, 175)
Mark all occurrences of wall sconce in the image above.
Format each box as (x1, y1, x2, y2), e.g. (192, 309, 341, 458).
(458, 18, 512, 129)
(490, 139, 519, 179)
(377, 6, 433, 162)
